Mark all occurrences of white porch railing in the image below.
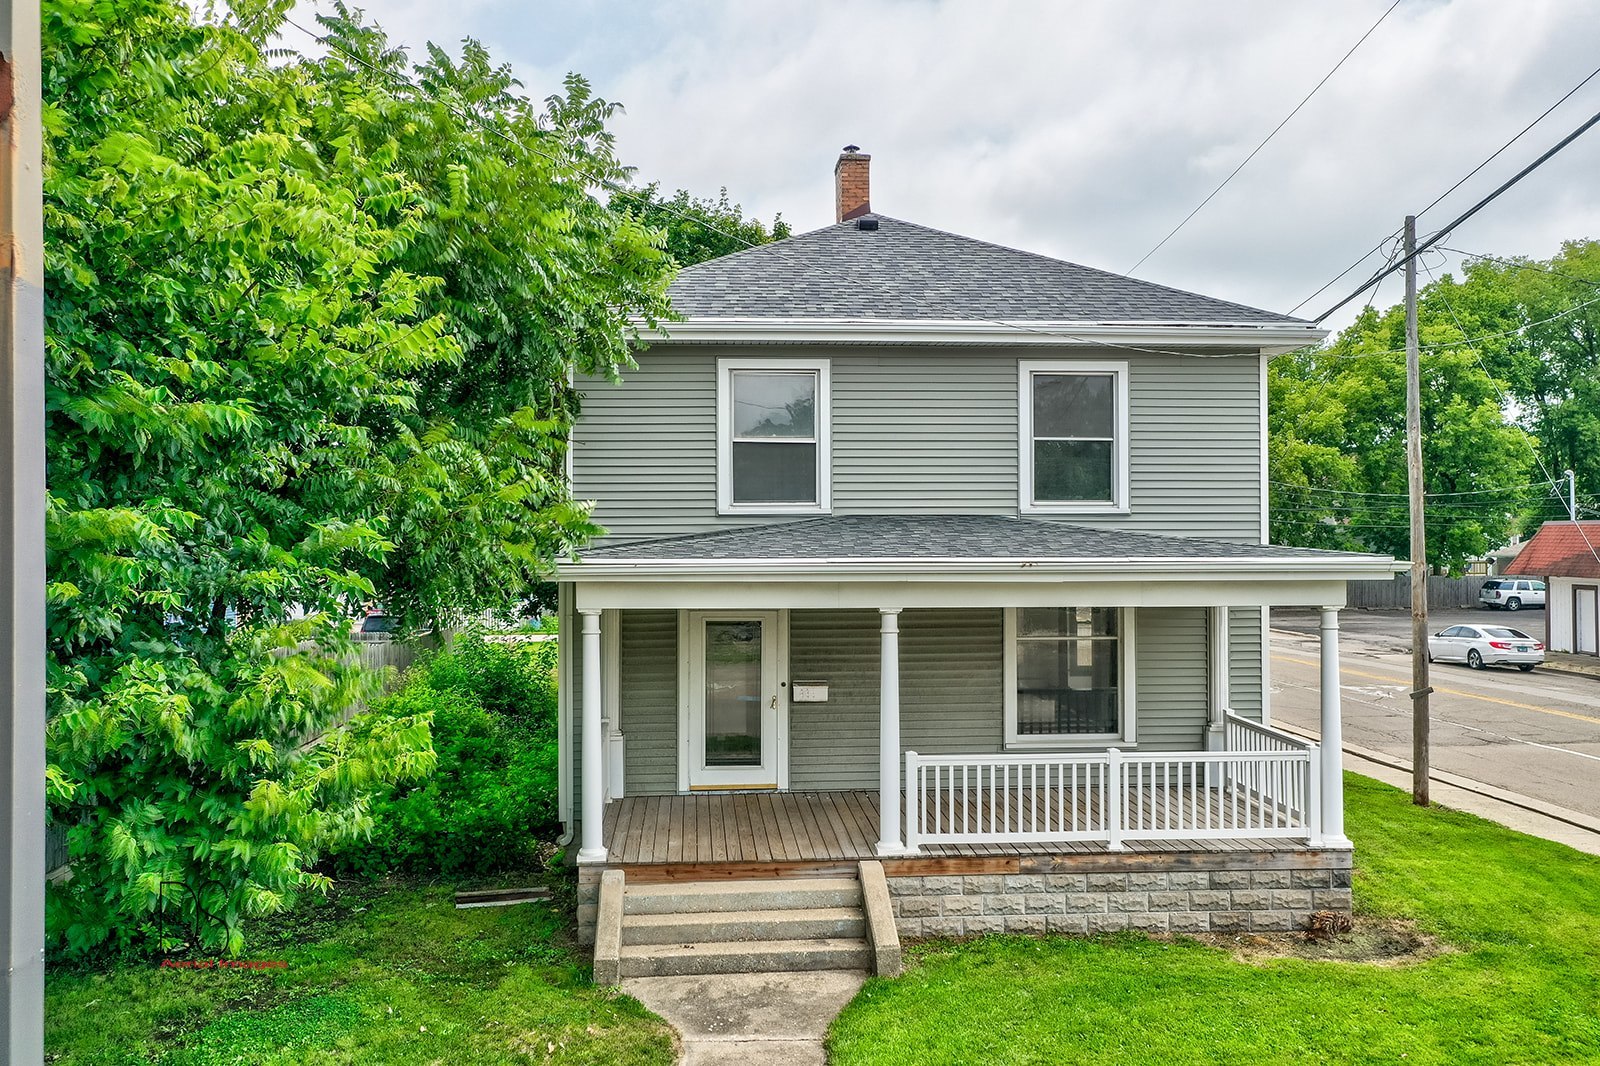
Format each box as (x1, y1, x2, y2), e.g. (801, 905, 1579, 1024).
(1224, 711, 1310, 755)
(905, 737, 1322, 853)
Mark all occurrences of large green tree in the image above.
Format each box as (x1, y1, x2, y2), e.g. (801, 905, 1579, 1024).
(44, 0, 672, 954)
(1270, 296, 1537, 571)
(1433, 242, 1600, 524)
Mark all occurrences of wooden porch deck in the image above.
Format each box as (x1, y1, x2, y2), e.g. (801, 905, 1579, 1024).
(599, 789, 1303, 867)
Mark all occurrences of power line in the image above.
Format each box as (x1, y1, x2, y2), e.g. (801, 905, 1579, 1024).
(1287, 234, 1400, 317)
(278, 14, 1330, 366)
(1416, 61, 1600, 221)
(1312, 101, 1600, 323)
(1270, 480, 1558, 498)
(1126, 0, 1401, 275)
(1433, 245, 1600, 291)
(1422, 258, 1600, 567)
(1292, 286, 1600, 362)
(1289, 59, 1600, 317)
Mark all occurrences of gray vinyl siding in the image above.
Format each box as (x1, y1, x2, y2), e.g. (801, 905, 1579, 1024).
(619, 611, 678, 795)
(787, 608, 1006, 791)
(788, 610, 881, 790)
(1134, 607, 1210, 752)
(1228, 608, 1264, 721)
(568, 609, 680, 818)
(574, 345, 1263, 543)
(578, 606, 1214, 798)
(899, 608, 1006, 757)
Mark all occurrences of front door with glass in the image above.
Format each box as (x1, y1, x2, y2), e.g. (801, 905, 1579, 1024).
(687, 612, 781, 788)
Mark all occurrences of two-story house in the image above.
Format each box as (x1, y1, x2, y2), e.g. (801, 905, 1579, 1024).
(556, 149, 1394, 979)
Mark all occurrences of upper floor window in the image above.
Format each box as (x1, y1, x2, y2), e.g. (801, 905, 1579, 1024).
(717, 358, 832, 513)
(1019, 360, 1129, 513)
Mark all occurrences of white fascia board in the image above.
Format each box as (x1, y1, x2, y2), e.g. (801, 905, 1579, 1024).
(573, 576, 1354, 612)
(557, 553, 1396, 583)
(634, 317, 1327, 355)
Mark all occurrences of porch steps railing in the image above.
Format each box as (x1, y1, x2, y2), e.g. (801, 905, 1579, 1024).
(905, 720, 1320, 852)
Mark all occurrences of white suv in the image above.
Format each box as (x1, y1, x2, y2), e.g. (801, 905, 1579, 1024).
(1479, 578, 1546, 611)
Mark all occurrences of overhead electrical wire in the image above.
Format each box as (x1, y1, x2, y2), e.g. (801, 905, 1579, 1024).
(1433, 245, 1600, 290)
(277, 15, 1332, 365)
(280, 10, 1600, 568)
(1125, 0, 1403, 275)
(1311, 102, 1600, 323)
(1289, 58, 1600, 317)
(1286, 287, 1600, 362)
(1421, 257, 1600, 565)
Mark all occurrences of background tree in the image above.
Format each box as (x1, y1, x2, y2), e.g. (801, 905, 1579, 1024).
(1436, 242, 1600, 524)
(1270, 296, 1537, 572)
(623, 182, 790, 268)
(44, 0, 672, 955)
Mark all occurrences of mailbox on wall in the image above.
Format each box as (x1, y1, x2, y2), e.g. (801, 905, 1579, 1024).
(791, 680, 829, 703)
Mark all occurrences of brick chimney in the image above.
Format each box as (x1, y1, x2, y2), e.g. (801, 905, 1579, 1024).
(834, 145, 871, 222)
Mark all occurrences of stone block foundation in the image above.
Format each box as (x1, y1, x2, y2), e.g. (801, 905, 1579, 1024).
(577, 866, 601, 945)
(884, 849, 1353, 939)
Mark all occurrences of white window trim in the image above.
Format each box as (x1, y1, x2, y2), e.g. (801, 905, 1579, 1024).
(1002, 607, 1136, 748)
(1018, 359, 1130, 514)
(716, 357, 832, 515)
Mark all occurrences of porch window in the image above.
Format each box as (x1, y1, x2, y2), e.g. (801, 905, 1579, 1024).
(1019, 361, 1129, 513)
(1004, 607, 1127, 745)
(717, 358, 832, 513)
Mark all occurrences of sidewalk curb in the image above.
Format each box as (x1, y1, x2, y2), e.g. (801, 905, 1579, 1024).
(1272, 722, 1600, 838)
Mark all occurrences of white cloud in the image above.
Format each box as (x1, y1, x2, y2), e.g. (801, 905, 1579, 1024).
(296, 0, 1600, 328)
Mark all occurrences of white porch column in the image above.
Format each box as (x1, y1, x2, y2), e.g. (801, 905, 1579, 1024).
(1318, 606, 1351, 847)
(877, 608, 905, 856)
(1206, 606, 1230, 751)
(577, 608, 608, 864)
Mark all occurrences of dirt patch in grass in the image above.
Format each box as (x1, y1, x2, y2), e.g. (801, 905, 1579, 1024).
(1185, 918, 1454, 966)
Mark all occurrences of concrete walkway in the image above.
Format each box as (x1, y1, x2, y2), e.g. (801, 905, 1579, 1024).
(623, 969, 866, 1066)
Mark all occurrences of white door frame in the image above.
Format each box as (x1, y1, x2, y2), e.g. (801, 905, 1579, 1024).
(1576, 585, 1599, 656)
(679, 610, 789, 790)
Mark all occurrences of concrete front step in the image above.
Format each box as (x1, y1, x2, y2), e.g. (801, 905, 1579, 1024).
(623, 906, 866, 946)
(622, 877, 862, 915)
(618, 937, 873, 977)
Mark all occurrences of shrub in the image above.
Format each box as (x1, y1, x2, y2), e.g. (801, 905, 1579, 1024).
(423, 632, 557, 725)
(333, 634, 560, 878)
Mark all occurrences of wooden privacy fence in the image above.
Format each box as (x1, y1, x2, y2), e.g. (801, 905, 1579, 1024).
(353, 634, 419, 679)
(1345, 574, 1494, 610)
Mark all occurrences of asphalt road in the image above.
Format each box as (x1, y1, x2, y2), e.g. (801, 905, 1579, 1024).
(1269, 608, 1600, 820)
(1273, 605, 1547, 650)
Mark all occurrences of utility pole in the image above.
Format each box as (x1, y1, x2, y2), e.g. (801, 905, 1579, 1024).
(1405, 215, 1431, 807)
(0, 0, 46, 1059)
(1566, 469, 1578, 522)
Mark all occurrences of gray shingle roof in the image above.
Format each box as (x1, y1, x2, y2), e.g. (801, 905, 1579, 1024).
(576, 515, 1370, 563)
(665, 215, 1303, 326)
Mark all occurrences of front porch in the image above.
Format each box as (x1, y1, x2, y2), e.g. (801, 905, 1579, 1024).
(583, 775, 1354, 945)
(601, 778, 1316, 870)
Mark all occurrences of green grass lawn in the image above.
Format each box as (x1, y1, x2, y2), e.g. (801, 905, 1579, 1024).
(45, 881, 675, 1065)
(829, 774, 1600, 1065)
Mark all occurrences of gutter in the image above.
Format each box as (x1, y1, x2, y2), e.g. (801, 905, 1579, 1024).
(631, 317, 1327, 354)
(558, 554, 1397, 583)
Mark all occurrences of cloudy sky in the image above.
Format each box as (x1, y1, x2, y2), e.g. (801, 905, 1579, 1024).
(289, 0, 1600, 328)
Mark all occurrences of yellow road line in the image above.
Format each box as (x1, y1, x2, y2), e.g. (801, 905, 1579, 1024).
(1271, 654, 1600, 727)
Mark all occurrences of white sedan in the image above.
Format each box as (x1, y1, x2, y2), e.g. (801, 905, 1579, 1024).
(1427, 624, 1545, 672)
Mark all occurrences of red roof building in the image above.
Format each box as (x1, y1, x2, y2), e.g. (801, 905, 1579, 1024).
(1508, 522, 1600, 656)
(1507, 521, 1600, 579)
